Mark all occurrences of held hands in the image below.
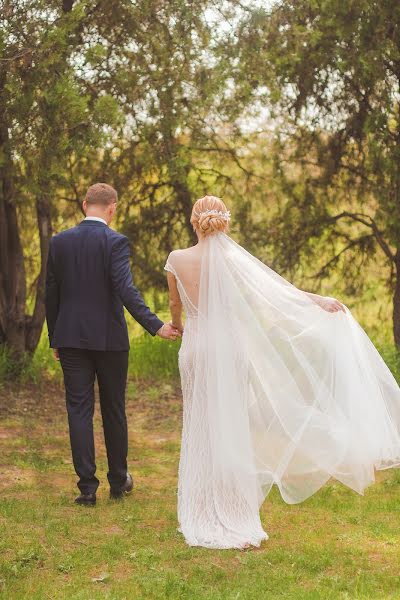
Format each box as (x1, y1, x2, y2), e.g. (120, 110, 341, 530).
(157, 322, 182, 341)
(317, 296, 346, 313)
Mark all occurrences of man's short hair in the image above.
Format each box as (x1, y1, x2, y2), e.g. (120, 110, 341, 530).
(85, 183, 118, 205)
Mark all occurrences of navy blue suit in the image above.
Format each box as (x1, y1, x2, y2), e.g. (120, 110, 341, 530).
(45, 219, 164, 494)
(46, 219, 163, 349)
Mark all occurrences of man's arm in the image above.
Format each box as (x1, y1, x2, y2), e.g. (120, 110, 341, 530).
(110, 236, 165, 336)
(45, 240, 60, 346)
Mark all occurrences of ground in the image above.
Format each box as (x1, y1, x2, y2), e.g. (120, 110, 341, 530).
(0, 378, 400, 600)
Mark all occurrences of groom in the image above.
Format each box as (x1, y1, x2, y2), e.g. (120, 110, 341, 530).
(45, 183, 180, 505)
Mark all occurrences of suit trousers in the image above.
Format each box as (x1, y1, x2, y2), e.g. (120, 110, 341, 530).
(58, 348, 129, 494)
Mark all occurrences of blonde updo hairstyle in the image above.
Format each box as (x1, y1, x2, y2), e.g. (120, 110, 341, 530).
(190, 195, 230, 237)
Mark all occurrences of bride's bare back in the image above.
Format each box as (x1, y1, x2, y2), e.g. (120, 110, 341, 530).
(165, 245, 204, 315)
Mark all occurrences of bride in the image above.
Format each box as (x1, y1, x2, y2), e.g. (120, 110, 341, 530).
(164, 195, 400, 550)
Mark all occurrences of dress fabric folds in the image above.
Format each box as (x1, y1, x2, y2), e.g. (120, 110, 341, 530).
(165, 232, 400, 549)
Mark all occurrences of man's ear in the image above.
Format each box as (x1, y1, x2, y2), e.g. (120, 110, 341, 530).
(82, 200, 87, 215)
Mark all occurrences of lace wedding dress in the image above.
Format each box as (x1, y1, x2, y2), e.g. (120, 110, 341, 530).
(164, 232, 400, 550)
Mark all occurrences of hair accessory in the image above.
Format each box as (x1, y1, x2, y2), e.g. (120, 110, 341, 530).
(197, 209, 231, 221)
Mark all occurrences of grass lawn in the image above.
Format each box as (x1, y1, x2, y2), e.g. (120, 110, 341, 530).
(1, 376, 400, 600)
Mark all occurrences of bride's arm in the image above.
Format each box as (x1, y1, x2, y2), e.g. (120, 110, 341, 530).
(302, 290, 346, 313)
(167, 272, 184, 332)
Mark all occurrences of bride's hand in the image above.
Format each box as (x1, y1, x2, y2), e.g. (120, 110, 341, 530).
(171, 320, 184, 334)
(157, 323, 181, 340)
(318, 296, 346, 313)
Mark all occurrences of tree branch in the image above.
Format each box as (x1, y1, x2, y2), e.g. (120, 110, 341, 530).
(328, 211, 395, 263)
(309, 234, 375, 280)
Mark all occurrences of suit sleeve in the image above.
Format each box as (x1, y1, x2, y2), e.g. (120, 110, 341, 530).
(45, 239, 60, 346)
(110, 236, 164, 336)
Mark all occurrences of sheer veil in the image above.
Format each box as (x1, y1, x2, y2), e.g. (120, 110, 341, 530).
(190, 232, 400, 512)
(166, 231, 400, 547)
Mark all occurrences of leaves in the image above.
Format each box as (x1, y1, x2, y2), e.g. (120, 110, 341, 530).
(92, 94, 122, 127)
(236, 0, 400, 344)
(3, 0, 400, 353)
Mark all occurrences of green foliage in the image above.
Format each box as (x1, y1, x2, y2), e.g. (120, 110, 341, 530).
(375, 344, 400, 384)
(1, 0, 265, 356)
(0, 344, 50, 386)
(2, 0, 400, 356)
(129, 335, 180, 380)
(0, 326, 180, 385)
(236, 0, 400, 345)
(92, 95, 122, 127)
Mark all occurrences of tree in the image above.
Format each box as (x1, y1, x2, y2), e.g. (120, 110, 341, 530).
(237, 0, 400, 345)
(0, 0, 120, 356)
(0, 0, 257, 358)
(66, 0, 260, 289)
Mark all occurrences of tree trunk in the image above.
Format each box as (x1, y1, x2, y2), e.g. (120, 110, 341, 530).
(172, 179, 198, 245)
(0, 0, 82, 362)
(0, 177, 7, 345)
(0, 106, 27, 357)
(3, 193, 27, 357)
(26, 195, 52, 353)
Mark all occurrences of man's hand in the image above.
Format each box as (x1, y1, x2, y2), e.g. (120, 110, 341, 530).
(156, 323, 181, 340)
(53, 348, 60, 361)
(317, 296, 346, 313)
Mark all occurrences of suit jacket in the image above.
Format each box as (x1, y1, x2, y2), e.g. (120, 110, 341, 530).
(45, 219, 164, 351)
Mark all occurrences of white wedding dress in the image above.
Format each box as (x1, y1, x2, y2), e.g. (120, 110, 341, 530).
(164, 232, 400, 549)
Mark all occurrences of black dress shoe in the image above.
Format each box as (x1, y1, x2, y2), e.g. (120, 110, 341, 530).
(75, 492, 96, 506)
(110, 473, 134, 499)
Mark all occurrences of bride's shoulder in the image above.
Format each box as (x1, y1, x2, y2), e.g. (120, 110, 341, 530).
(167, 248, 182, 262)
(168, 246, 196, 260)
(166, 247, 198, 273)
(165, 248, 186, 269)
(168, 248, 184, 257)
(171, 244, 197, 253)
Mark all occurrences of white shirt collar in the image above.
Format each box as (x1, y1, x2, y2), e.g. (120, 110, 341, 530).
(84, 216, 107, 225)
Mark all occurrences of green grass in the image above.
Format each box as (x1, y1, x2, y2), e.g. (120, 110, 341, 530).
(1, 379, 400, 599)
(1, 298, 400, 599)
(128, 334, 180, 380)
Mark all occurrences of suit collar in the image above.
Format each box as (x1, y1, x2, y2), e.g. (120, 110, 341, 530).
(84, 216, 107, 225)
(78, 220, 108, 228)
